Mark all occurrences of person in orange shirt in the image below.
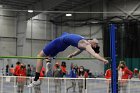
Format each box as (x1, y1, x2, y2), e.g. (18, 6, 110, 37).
(16, 64, 26, 93)
(17, 64, 26, 76)
(61, 61, 67, 77)
(105, 68, 111, 79)
(105, 65, 111, 93)
(40, 66, 46, 77)
(118, 61, 133, 93)
(14, 61, 21, 76)
(9, 64, 14, 76)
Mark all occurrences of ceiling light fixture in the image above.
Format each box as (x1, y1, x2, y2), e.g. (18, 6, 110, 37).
(28, 10, 33, 13)
(66, 13, 72, 17)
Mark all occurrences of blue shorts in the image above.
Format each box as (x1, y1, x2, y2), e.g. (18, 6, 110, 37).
(43, 38, 69, 57)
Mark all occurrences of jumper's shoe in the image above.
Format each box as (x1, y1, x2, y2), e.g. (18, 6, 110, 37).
(27, 80, 41, 87)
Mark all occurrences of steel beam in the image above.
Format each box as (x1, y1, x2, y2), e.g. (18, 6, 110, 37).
(53, 0, 99, 19)
(110, 2, 137, 19)
(126, 1, 140, 19)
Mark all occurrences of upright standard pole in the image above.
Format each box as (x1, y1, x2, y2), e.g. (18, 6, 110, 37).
(109, 24, 118, 93)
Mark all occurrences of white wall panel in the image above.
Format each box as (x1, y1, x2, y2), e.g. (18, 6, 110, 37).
(0, 38, 16, 56)
(0, 17, 16, 37)
(26, 20, 47, 39)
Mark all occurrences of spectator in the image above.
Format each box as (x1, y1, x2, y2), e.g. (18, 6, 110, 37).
(17, 64, 26, 76)
(67, 64, 77, 93)
(53, 62, 63, 77)
(84, 69, 90, 78)
(118, 61, 133, 79)
(16, 64, 26, 93)
(14, 61, 21, 87)
(27, 64, 31, 76)
(73, 64, 79, 76)
(138, 70, 140, 79)
(78, 66, 88, 93)
(6, 64, 9, 76)
(69, 65, 77, 78)
(88, 71, 93, 78)
(118, 61, 133, 93)
(31, 65, 35, 76)
(46, 59, 53, 77)
(105, 65, 111, 79)
(2, 67, 4, 76)
(9, 64, 14, 76)
(105, 65, 112, 93)
(53, 62, 62, 93)
(78, 66, 88, 78)
(133, 68, 139, 77)
(61, 61, 67, 77)
(40, 66, 45, 77)
(14, 61, 21, 76)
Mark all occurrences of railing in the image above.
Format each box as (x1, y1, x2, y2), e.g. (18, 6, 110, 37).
(0, 76, 140, 93)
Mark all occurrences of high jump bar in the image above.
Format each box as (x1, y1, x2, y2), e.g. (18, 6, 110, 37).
(0, 56, 110, 60)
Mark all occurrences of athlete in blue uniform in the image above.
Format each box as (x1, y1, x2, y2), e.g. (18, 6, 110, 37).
(28, 32, 108, 87)
(42, 32, 84, 57)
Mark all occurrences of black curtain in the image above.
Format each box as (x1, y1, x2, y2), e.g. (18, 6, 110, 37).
(103, 21, 140, 58)
(125, 22, 140, 58)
